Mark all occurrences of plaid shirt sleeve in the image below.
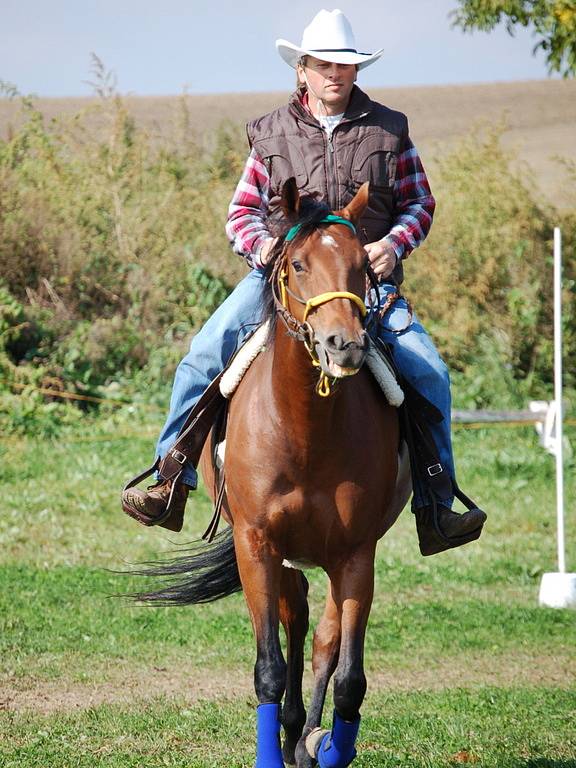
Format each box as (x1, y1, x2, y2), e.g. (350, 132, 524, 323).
(226, 138, 435, 267)
(381, 138, 436, 260)
(225, 148, 272, 270)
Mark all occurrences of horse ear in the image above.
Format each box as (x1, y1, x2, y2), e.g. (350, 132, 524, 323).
(339, 182, 370, 224)
(280, 178, 300, 220)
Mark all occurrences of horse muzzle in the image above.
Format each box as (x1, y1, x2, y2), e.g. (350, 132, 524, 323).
(314, 330, 369, 378)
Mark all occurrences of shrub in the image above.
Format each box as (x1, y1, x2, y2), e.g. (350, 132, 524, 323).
(0, 79, 242, 401)
(408, 128, 575, 407)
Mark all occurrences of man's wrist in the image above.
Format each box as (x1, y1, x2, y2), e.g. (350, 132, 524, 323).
(255, 236, 277, 266)
(380, 237, 404, 262)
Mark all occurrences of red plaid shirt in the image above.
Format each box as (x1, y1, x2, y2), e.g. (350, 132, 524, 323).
(226, 132, 435, 270)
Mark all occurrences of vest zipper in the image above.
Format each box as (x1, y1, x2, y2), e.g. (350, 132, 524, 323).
(291, 98, 372, 210)
(327, 130, 338, 209)
(328, 112, 369, 210)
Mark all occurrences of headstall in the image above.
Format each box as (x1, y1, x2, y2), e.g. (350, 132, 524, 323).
(270, 215, 380, 397)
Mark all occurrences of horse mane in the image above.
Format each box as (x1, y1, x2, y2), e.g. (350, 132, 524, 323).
(260, 196, 332, 326)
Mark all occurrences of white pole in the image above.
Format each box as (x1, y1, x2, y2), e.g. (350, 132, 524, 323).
(538, 229, 575, 608)
(553, 227, 566, 573)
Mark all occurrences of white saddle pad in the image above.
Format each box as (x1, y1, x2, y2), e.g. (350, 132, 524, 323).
(219, 321, 403, 406)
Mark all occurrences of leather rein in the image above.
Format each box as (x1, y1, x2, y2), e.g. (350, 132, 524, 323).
(270, 215, 381, 397)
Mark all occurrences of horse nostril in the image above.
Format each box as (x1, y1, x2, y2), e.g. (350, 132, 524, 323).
(325, 334, 345, 352)
(325, 333, 368, 354)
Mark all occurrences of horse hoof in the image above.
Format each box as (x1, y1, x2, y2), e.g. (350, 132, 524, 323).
(305, 728, 330, 758)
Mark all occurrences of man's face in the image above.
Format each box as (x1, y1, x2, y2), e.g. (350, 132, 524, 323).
(299, 56, 357, 111)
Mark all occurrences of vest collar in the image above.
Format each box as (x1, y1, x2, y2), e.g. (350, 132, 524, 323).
(289, 84, 372, 128)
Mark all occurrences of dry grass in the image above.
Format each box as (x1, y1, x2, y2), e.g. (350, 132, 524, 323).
(1, 79, 574, 207)
(2, 650, 573, 715)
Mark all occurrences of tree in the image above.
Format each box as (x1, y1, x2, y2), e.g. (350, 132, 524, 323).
(452, 1, 576, 77)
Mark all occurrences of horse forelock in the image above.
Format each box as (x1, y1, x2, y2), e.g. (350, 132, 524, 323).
(261, 199, 333, 327)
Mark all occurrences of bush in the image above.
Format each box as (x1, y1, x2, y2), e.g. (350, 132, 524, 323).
(408, 128, 575, 407)
(0, 77, 244, 403)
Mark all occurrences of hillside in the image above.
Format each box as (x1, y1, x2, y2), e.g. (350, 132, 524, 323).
(1, 78, 574, 208)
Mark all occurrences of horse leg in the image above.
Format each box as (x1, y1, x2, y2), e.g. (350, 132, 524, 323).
(310, 547, 375, 768)
(279, 568, 309, 767)
(294, 586, 341, 768)
(234, 526, 287, 768)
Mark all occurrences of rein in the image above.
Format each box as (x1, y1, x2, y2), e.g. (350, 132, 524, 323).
(271, 215, 377, 397)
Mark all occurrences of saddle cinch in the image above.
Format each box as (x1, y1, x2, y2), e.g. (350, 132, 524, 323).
(122, 325, 477, 539)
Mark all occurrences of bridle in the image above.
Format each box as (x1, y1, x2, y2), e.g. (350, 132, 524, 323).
(270, 215, 380, 397)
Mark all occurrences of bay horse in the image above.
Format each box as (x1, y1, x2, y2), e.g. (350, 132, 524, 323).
(138, 179, 410, 768)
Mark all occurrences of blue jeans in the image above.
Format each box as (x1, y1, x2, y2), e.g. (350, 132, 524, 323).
(156, 270, 268, 487)
(156, 271, 454, 507)
(376, 284, 454, 508)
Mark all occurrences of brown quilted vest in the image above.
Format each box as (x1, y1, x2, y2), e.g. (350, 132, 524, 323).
(247, 85, 409, 283)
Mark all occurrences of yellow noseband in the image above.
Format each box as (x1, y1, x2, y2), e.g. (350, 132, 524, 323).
(303, 291, 367, 323)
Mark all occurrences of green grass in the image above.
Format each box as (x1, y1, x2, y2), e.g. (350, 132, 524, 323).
(2, 562, 573, 683)
(2, 421, 574, 568)
(1, 420, 575, 765)
(1, 689, 574, 767)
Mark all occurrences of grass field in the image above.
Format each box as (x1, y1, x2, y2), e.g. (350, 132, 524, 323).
(1, 417, 575, 766)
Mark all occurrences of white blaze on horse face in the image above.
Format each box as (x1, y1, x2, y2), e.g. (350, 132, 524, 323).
(321, 233, 338, 248)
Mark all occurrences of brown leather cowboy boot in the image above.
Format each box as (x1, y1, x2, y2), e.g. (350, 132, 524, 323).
(121, 480, 191, 533)
(414, 504, 487, 556)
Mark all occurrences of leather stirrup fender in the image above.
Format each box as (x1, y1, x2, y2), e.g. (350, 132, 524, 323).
(122, 374, 226, 531)
(158, 373, 227, 482)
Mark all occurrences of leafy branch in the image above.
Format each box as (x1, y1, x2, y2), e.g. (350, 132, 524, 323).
(451, 1, 576, 77)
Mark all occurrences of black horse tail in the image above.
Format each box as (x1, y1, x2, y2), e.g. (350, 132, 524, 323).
(128, 528, 241, 606)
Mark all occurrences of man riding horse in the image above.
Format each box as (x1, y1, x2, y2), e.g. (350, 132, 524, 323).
(122, 8, 486, 555)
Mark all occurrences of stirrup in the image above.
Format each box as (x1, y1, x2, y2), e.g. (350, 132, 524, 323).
(122, 460, 185, 528)
(416, 496, 486, 556)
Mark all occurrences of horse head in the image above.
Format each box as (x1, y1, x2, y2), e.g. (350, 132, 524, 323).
(272, 178, 371, 385)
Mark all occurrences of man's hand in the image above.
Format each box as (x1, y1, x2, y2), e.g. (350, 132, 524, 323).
(364, 241, 398, 280)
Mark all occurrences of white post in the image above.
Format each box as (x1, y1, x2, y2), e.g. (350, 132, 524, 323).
(553, 227, 566, 573)
(538, 227, 576, 608)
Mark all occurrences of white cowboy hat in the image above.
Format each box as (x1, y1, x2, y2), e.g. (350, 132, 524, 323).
(276, 9, 384, 70)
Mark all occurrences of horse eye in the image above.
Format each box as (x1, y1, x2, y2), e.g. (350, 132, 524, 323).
(292, 260, 305, 274)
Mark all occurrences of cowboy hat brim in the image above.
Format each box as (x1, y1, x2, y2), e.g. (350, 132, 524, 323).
(276, 39, 384, 70)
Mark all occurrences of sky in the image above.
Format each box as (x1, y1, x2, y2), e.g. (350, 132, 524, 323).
(0, 0, 555, 97)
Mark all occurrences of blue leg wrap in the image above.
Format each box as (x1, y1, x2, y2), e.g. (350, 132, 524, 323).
(255, 703, 284, 768)
(317, 710, 360, 768)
